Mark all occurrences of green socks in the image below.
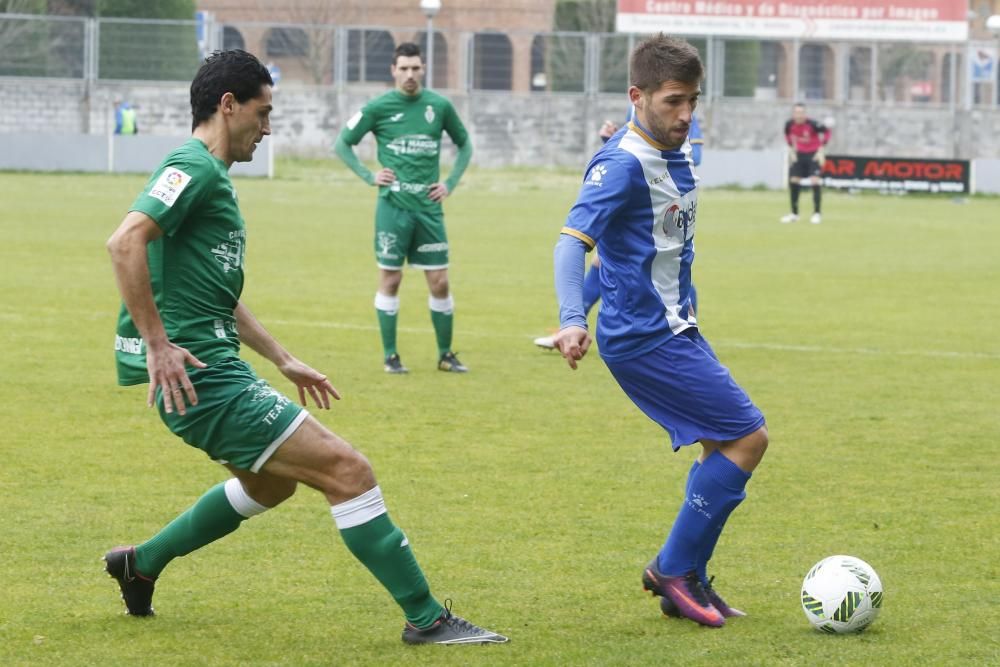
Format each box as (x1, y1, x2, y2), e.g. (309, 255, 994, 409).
(133, 479, 267, 577)
(428, 295, 454, 357)
(333, 486, 443, 628)
(375, 292, 400, 357)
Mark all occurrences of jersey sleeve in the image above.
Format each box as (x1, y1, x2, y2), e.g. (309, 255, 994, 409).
(442, 100, 469, 147)
(561, 157, 631, 248)
(339, 100, 377, 146)
(129, 155, 214, 237)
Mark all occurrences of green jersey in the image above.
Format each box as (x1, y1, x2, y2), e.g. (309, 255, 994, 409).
(341, 89, 469, 211)
(114, 138, 246, 386)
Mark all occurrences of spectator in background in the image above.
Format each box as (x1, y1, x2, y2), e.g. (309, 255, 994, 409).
(114, 98, 138, 135)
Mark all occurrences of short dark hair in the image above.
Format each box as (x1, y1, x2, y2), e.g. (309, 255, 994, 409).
(393, 42, 422, 65)
(190, 50, 272, 130)
(629, 34, 703, 91)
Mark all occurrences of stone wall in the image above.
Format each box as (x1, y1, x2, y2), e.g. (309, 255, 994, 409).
(3, 77, 1000, 169)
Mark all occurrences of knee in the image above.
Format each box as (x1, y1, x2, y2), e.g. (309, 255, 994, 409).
(318, 440, 377, 502)
(428, 275, 449, 298)
(243, 476, 297, 508)
(380, 272, 402, 295)
(748, 426, 769, 460)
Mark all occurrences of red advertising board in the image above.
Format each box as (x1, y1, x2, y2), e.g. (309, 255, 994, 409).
(616, 0, 969, 42)
(821, 155, 970, 194)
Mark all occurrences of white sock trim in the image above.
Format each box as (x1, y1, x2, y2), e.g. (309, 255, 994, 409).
(330, 485, 388, 529)
(374, 292, 400, 314)
(428, 294, 454, 313)
(224, 477, 270, 518)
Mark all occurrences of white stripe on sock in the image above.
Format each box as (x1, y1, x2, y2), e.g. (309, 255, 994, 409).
(375, 292, 400, 314)
(428, 294, 454, 313)
(223, 478, 270, 518)
(330, 485, 388, 529)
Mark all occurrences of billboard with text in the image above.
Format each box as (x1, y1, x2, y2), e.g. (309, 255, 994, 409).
(616, 1, 969, 42)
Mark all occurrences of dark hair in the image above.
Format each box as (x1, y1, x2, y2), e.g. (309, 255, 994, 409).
(629, 34, 703, 91)
(190, 50, 272, 130)
(393, 42, 422, 65)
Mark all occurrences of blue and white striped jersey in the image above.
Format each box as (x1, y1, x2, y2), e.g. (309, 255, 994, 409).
(561, 117, 698, 362)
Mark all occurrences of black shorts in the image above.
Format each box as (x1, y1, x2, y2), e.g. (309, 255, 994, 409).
(790, 151, 821, 179)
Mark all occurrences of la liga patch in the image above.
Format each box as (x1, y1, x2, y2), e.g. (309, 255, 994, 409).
(148, 167, 192, 207)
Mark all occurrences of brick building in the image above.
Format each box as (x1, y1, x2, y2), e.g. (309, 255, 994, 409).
(197, 0, 556, 92)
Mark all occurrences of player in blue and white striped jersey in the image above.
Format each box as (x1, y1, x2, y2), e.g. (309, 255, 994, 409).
(550, 34, 768, 628)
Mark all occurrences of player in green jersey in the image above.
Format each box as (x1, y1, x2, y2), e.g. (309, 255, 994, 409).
(334, 42, 473, 375)
(104, 49, 507, 646)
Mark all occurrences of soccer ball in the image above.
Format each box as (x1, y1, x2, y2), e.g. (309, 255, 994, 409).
(801, 555, 883, 634)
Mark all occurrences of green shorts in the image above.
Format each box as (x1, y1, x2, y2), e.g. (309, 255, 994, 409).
(374, 196, 449, 270)
(157, 358, 307, 472)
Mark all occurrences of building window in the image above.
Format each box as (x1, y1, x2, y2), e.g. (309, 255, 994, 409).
(347, 30, 395, 83)
(222, 26, 244, 52)
(799, 44, 833, 100)
(415, 30, 448, 89)
(266, 27, 308, 58)
(472, 32, 512, 90)
(848, 46, 872, 102)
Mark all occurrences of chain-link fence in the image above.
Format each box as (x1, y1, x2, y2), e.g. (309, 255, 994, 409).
(1, 12, 997, 108)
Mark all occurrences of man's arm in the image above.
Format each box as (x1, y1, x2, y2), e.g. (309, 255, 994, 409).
(234, 302, 340, 409)
(552, 233, 592, 370)
(107, 211, 205, 414)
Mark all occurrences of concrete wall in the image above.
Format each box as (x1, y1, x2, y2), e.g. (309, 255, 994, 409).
(2, 77, 999, 190)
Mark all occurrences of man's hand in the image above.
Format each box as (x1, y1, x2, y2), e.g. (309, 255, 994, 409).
(373, 168, 396, 186)
(427, 182, 450, 202)
(146, 340, 206, 415)
(599, 120, 619, 140)
(278, 357, 341, 409)
(815, 147, 826, 167)
(554, 325, 592, 370)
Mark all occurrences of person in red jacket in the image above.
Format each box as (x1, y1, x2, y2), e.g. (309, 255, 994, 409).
(781, 103, 830, 225)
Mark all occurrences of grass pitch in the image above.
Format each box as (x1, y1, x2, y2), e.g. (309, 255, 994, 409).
(0, 163, 997, 666)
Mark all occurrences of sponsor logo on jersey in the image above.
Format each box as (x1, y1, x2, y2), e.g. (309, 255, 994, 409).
(386, 135, 438, 156)
(424, 105, 435, 123)
(148, 167, 192, 207)
(114, 334, 143, 354)
(586, 164, 608, 186)
(662, 199, 697, 235)
(389, 112, 404, 122)
(346, 111, 363, 130)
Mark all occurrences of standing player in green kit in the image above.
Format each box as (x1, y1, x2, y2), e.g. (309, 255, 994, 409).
(334, 42, 473, 374)
(104, 49, 507, 646)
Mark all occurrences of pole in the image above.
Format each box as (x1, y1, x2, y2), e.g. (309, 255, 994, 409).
(426, 17, 435, 89)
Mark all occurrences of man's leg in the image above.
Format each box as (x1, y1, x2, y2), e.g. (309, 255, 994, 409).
(789, 177, 801, 215)
(376, 269, 404, 369)
(424, 268, 453, 358)
(262, 416, 505, 642)
(649, 428, 767, 624)
(105, 470, 295, 615)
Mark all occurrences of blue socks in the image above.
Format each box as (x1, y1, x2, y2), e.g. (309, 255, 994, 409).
(657, 450, 751, 579)
(582, 263, 602, 315)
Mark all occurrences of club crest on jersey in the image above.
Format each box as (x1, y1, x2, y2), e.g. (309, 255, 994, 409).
(586, 164, 608, 187)
(662, 200, 696, 234)
(424, 105, 435, 123)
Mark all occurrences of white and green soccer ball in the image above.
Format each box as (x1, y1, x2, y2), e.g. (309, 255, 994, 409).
(801, 555, 883, 634)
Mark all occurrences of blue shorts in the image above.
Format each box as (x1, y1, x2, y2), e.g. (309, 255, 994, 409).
(603, 329, 765, 450)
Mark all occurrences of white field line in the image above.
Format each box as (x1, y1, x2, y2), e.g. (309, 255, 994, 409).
(267, 318, 1000, 362)
(2, 309, 997, 361)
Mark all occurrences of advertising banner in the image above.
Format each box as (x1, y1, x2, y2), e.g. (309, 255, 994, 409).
(616, 1, 969, 42)
(820, 155, 970, 194)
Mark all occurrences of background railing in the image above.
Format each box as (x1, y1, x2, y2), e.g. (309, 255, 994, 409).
(1, 12, 998, 109)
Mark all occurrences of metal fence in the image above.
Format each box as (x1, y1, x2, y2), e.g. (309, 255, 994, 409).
(2, 13, 998, 109)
